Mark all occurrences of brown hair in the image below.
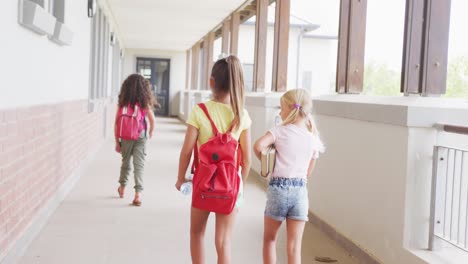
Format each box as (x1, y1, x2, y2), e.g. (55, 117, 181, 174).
(118, 73, 155, 109)
(281, 89, 319, 135)
(211, 55, 245, 128)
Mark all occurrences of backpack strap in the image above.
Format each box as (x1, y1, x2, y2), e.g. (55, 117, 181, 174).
(197, 103, 219, 135)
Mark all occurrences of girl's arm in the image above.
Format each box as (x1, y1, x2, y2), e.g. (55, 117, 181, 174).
(176, 125, 199, 190)
(307, 158, 317, 177)
(239, 128, 252, 182)
(147, 108, 156, 139)
(253, 132, 275, 160)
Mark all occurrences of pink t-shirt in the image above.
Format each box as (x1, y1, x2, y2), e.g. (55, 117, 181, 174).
(268, 124, 324, 179)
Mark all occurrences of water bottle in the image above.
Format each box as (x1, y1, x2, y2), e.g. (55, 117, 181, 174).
(180, 182, 193, 196)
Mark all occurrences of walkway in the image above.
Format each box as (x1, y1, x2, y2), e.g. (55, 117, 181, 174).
(19, 118, 359, 264)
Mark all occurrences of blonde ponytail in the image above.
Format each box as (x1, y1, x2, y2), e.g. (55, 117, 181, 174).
(280, 89, 319, 135)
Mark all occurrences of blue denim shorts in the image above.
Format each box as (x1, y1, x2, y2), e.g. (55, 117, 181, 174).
(265, 177, 309, 222)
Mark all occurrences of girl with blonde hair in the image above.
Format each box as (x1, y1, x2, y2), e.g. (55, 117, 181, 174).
(254, 89, 324, 264)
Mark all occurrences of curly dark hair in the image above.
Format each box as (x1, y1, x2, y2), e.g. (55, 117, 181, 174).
(118, 73, 156, 109)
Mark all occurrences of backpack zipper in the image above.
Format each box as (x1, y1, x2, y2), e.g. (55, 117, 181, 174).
(201, 194, 230, 200)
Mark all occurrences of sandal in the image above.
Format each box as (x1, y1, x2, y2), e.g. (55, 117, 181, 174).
(117, 186, 125, 198)
(315, 256, 338, 263)
(132, 193, 142, 206)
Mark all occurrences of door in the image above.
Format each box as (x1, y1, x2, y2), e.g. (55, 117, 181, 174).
(136, 57, 170, 116)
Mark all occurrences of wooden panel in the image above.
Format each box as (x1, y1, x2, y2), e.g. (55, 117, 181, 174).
(185, 49, 190, 90)
(253, 0, 268, 92)
(401, 0, 425, 94)
(272, 0, 290, 92)
(191, 44, 200, 90)
(221, 20, 230, 54)
(230, 13, 240, 55)
(422, 0, 451, 95)
(336, 0, 351, 93)
(204, 32, 215, 90)
(346, 0, 367, 94)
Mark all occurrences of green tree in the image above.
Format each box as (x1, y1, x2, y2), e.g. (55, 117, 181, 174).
(363, 61, 402, 96)
(445, 56, 468, 98)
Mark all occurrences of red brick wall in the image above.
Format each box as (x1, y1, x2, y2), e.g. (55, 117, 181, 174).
(0, 100, 111, 258)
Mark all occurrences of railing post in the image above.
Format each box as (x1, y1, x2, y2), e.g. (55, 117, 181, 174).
(429, 146, 440, 250)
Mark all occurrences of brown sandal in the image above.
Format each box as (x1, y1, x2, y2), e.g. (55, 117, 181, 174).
(132, 199, 141, 206)
(315, 257, 338, 263)
(132, 193, 142, 206)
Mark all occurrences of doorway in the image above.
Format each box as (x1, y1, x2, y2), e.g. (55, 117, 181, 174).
(136, 57, 170, 116)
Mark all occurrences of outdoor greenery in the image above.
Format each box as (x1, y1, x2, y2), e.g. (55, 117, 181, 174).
(362, 57, 468, 98)
(445, 56, 468, 98)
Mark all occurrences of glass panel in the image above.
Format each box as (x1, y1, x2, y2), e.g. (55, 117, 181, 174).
(213, 37, 222, 61)
(239, 15, 256, 92)
(445, 0, 468, 98)
(290, 0, 339, 95)
(363, 0, 406, 96)
(153, 61, 169, 94)
(243, 64, 254, 92)
(198, 46, 204, 90)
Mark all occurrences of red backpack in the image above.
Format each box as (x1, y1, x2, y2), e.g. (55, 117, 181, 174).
(116, 103, 147, 140)
(191, 103, 242, 214)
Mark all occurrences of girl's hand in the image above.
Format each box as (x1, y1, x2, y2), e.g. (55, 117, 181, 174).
(175, 179, 184, 191)
(115, 142, 121, 153)
(149, 130, 154, 139)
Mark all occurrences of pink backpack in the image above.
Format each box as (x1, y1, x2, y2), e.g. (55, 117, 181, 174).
(116, 104, 147, 140)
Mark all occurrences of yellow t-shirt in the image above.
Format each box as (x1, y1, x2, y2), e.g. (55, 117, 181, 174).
(187, 100, 252, 146)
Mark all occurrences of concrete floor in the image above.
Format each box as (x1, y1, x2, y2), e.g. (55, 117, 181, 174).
(19, 118, 359, 264)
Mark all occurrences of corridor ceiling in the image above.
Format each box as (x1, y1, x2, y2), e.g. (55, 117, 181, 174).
(107, 0, 247, 51)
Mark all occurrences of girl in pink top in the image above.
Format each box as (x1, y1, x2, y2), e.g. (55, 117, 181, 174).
(254, 89, 324, 264)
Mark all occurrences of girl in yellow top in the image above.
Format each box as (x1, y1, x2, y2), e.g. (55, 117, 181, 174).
(176, 55, 252, 264)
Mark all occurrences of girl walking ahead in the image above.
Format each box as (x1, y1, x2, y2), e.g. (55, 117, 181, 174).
(114, 73, 156, 206)
(254, 89, 324, 264)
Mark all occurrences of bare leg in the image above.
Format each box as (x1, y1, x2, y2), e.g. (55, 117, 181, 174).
(214, 209, 238, 264)
(191, 207, 210, 264)
(286, 219, 306, 264)
(263, 216, 282, 264)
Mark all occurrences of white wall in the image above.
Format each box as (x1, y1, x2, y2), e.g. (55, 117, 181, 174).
(312, 115, 411, 263)
(0, 1, 93, 109)
(0, 1, 122, 109)
(123, 49, 186, 116)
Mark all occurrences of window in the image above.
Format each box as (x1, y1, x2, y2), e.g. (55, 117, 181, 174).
(363, 0, 406, 96)
(198, 44, 205, 90)
(445, 0, 468, 98)
(213, 37, 222, 61)
(238, 15, 255, 92)
(31, 0, 45, 7)
(290, 0, 339, 95)
(302, 71, 313, 91)
(49, 0, 65, 23)
(89, 7, 111, 110)
(243, 64, 254, 92)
